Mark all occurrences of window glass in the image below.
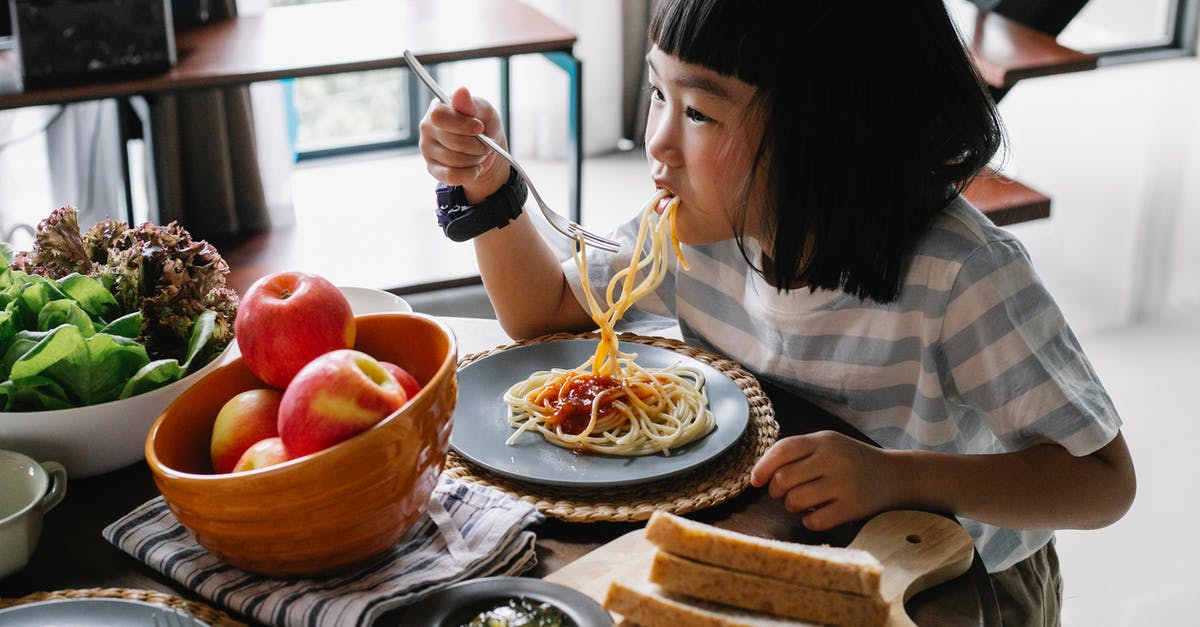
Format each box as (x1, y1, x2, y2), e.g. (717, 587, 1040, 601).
(1059, 0, 1177, 52)
(289, 68, 409, 153)
(271, 0, 410, 154)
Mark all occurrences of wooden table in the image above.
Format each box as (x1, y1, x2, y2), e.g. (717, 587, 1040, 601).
(0, 317, 999, 626)
(0, 0, 584, 222)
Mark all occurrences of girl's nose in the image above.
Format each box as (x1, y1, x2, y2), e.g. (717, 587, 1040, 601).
(644, 114, 680, 168)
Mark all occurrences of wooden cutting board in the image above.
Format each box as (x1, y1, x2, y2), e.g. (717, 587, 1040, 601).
(544, 510, 975, 627)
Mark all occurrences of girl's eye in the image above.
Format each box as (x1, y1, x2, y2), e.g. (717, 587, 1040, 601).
(686, 107, 711, 123)
(648, 85, 664, 102)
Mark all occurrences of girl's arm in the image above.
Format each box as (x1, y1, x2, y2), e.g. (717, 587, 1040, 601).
(419, 87, 592, 339)
(473, 215, 594, 339)
(751, 430, 1135, 532)
(898, 431, 1135, 530)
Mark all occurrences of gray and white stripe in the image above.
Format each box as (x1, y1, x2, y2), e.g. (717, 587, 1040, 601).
(565, 195, 1121, 572)
(104, 476, 542, 627)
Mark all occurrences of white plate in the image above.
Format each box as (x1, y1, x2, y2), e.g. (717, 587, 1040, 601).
(0, 598, 209, 626)
(450, 338, 751, 487)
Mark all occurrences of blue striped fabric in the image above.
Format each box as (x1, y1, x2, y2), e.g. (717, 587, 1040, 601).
(565, 195, 1122, 572)
(103, 476, 543, 627)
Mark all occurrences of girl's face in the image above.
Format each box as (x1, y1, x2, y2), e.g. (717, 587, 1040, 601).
(644, 46, 764, 246)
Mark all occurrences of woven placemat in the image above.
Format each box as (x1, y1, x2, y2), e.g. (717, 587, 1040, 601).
(443, 331, 778, 522)
(0, 587, 246, 625)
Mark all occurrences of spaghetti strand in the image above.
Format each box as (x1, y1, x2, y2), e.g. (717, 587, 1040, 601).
(505, 192, 714, 456)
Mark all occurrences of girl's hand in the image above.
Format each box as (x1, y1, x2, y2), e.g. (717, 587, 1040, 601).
(418, 86, 511, 202)
(750, 431, 908, 531)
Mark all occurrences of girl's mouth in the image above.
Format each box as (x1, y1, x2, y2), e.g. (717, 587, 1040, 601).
(654, 193, 676, 215)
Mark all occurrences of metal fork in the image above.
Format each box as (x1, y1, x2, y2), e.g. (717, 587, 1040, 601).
(404, 50, 621, 253)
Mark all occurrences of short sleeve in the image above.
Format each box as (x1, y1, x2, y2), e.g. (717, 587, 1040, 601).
(939, 239, 1121, 456)
(562, 213, 678, 329)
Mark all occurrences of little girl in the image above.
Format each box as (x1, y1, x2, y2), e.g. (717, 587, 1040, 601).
(419, 1, 1135, 624)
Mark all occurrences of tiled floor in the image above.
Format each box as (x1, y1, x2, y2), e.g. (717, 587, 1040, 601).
(289, 149, 1200, 626)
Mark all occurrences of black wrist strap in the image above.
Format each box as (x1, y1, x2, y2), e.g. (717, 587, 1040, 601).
(435, 167, 527, 242)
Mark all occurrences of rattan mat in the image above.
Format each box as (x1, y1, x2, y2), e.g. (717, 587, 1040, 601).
(443, 331, 779, 522)
(0, 587, 245, 625)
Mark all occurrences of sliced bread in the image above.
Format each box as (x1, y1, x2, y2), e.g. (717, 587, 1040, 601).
(649, 550, 888, 627)
(644, 510, 882, 595)
(604, 577, 819, 627)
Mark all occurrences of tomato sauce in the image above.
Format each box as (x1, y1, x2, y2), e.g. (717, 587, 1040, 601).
(547, 374, 622, 435)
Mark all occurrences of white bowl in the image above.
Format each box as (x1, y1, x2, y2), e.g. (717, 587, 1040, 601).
(224, 286, 412, 362)
(337, 286, 413, 315)
(0, 287, 411, 479)
(0, 344, 233, 479)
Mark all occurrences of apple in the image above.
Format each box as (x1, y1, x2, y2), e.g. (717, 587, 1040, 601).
(210, 388, 283, 474)
(381, 361, 422, 400)
(235, 271, 355, 388)
(278, 349, 408, 457)
(232, 437, 290, 472)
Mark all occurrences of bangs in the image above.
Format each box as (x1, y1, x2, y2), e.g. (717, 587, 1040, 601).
(648, 0, 803, 88)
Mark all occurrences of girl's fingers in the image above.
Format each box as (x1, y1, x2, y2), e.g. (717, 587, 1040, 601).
(450, 86, 476, 116)
(799, 501, 844, 532)
(779, 475, 827, 510)
(750, 434, 820, 487)
(765, 458, 820, 500)
(422, 140, 488, 171)
(423, 153, 488, 188)
(424, 99, 484, 135)
(434, 131, 492, 158)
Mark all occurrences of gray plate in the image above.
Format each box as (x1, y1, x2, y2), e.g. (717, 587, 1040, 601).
(0, 598, 209, 625)
(403, 576, 613, 627)
(451, 339, 750, 487)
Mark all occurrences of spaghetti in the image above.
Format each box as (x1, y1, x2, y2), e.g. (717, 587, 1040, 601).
(504, 190, 715, 456)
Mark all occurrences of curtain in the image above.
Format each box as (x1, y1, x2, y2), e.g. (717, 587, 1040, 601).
(621, 0, 653, 145)
(144, 0, 271, 240)
(44, 101, 126, 225)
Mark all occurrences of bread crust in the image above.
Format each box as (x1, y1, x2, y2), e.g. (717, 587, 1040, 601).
(649, 550, 887, 627)
(604, 578, 818, 627)
(644, 510, 882, 595)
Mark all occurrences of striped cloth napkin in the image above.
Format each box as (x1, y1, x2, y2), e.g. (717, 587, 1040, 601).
(103, 476, 543, 627)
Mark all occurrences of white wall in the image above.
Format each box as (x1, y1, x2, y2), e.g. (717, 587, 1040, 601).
(998, 55, 1200, 335)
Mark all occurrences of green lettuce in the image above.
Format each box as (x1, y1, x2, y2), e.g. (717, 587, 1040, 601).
(0, 243, 221, 412)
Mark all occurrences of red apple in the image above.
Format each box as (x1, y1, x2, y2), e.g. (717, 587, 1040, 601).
(210, 388, 283, 474)
(232, 437, 291, 472)
(380, 361, 422, 400)
(235, 272, 355, 388)
(277, 349, 408, 457)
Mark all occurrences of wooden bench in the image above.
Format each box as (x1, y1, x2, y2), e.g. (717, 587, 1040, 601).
(963, 170, 1052, 227)
(951, 0, 1098, 226)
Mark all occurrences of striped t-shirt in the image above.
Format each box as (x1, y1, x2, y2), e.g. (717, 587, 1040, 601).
(564, 195, 1122, 572)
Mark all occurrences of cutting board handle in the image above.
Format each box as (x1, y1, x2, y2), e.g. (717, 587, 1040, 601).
(848, 510, 976, 627)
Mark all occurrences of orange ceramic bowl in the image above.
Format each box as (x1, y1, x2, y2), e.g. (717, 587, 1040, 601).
(145, 313, 457, 577)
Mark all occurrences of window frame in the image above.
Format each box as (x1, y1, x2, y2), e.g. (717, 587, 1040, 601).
(289, 68, 425, 162)
(1079, 0, 1199, 65)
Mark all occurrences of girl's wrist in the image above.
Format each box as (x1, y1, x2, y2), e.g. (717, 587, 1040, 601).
(889, 448, 942, 513)
(464, 156, 511, 204)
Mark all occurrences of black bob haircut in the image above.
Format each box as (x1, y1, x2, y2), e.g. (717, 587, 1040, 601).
(649, 0, 1005, 303)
